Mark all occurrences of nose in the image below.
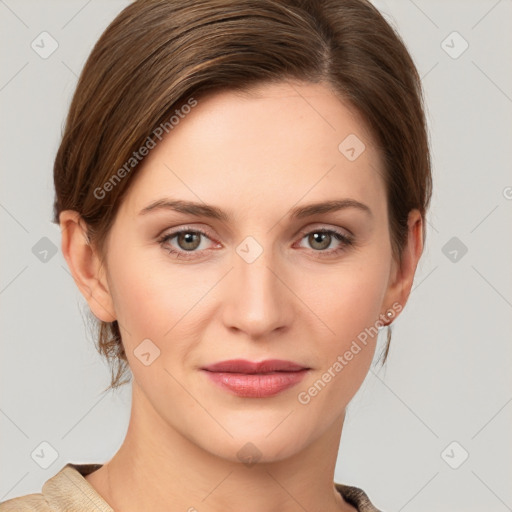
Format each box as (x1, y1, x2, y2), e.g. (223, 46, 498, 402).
(220, 243, 294, 339)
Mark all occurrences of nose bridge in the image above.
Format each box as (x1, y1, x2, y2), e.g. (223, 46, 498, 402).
(222, 235, 292, 337)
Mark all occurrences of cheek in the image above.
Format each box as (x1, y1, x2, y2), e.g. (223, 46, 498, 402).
(106, 259, 191, 393)
(296, 270, 387, 415)
(332, 274, 386, 338)
(106, 249, 214, 359)
(301, 256, 390, 385)
(305, 258, 389, 343)
(105, 249, 173, 342)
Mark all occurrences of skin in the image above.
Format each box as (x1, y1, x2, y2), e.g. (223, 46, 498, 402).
(60, 80, 423, 512)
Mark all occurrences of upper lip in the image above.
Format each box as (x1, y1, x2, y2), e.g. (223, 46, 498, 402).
(201, 359, 309, 374)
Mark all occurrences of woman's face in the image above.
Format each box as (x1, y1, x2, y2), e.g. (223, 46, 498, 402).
(96, 81, 405, 462)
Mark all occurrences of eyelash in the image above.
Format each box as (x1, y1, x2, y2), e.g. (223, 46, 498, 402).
(157, 227, 354, 260)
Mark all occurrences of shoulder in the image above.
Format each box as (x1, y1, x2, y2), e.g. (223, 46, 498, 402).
(335, 482, 383, 512)
(0, 493, 52, 511)
(0, 463, 109, 512)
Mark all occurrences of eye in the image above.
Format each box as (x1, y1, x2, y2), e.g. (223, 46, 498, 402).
(158, 228, 217, 259)
(297, 228, 354, 257)
(158, 226, 354, 261)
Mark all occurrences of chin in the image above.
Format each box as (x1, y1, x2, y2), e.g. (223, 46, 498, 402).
(217, 438, 305, 465)
(189, 421, 312, 465)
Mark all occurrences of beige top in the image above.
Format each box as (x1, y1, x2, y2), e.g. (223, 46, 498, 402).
(0, 463, 382, 511)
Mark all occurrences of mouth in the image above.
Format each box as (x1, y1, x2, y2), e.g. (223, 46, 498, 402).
(201, 359, 310, 398)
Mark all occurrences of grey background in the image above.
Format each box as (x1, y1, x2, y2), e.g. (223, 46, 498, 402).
(1, 1, 511, 510)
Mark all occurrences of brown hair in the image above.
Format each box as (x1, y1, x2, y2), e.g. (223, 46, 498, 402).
(53, 0, 432, 391)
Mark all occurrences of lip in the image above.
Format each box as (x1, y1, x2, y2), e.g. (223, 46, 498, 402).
(202, 359, 308, 373)
(201, 359, 310, 398)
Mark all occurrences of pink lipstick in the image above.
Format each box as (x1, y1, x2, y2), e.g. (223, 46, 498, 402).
(201, 359, 310, 398)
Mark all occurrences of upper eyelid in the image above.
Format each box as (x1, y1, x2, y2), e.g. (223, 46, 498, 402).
(162, 222, 351, 237)
(160, 225, 352, 247)
(161, 226, 215, 241)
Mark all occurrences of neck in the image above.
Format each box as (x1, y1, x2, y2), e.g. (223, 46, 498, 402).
(100, 382, 355, 512)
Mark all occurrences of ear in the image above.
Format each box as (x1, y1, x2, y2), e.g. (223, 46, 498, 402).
(59, 210, 116, 323)
(381, 209, 424, 323)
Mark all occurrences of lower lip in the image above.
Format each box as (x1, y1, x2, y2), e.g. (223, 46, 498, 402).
(202, 370, 309, 398)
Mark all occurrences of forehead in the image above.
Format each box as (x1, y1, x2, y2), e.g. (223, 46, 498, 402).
(119, 80, 386, 219)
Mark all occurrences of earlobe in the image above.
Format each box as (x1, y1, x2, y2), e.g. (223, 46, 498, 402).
(382, 209, 424, 323)
(59, 210, 116, 323)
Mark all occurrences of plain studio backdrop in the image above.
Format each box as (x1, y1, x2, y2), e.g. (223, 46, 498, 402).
(0, 1, 511, 511)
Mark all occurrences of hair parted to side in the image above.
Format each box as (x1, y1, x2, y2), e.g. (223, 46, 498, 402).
(53, 0, 432, 391)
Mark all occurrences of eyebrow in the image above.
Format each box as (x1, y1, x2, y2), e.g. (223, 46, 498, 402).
(138, 198, 372, 221)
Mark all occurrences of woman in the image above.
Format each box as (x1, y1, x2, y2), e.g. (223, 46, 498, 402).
(0, 0, 431, 510)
